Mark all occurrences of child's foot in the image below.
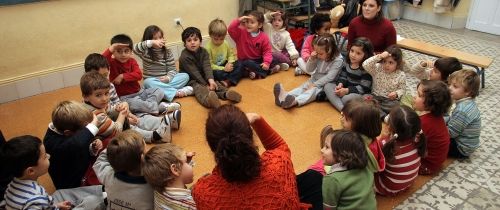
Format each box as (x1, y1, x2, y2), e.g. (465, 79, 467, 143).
(225, 89, 242, 103)
(153, 115, 172, 143)
(273, 83, 286, 106)
(279, 63, 290, 71)
(281, 95, 297, 109)
(249, 71, 257, 80)
(168, 110, 181, 130)
(176, 86, 194, 98)
(207, 91, 221, 108)
(159, 102, 181, 114)
(320, 125, 333, 148)
(270, 65, 281, 74)
(294, 67, 307, 76)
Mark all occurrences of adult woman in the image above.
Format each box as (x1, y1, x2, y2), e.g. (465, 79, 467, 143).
(347, 0, 397, 53)
(192, 105, 307, 209)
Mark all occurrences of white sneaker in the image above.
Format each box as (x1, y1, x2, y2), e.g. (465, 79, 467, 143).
(279, 63, 290, 71)
(178, 86, 194, 96)
(384, 114, 390, 124)
(154, 115, 172, 143)
(159, 102, 181, 114)
(168, 110, 181, 130)
(294, 67, 306, 76)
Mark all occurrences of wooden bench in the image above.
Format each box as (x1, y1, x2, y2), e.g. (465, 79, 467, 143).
(397, 38, 493, 88)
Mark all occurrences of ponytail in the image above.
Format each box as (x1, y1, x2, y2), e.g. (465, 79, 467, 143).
(414, 130, 427, 158)
(382, 133, 398, 162)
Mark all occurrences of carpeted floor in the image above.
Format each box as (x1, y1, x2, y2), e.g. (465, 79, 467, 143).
(0, 20, 498, 209)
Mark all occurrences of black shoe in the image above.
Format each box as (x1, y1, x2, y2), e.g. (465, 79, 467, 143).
(316, 90, 327, 101)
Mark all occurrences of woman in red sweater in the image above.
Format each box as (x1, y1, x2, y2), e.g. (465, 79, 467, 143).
(347, 0, 397, 53)
(192, 105, 308, 209)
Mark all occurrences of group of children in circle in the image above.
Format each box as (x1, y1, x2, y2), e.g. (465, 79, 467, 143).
(0, 8, 482, 210)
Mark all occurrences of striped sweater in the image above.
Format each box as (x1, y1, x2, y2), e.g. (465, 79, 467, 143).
(335, 62, 373, 94)
(134, 40, 178, 81)
(447, 97, 481, 156)
(3, 178, 56, 210)
(374, 138, 421, 196)
(154, 188, 196, 210)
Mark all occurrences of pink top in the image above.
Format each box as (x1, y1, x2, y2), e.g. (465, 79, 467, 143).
(300, 35, 315, 62)
(228, 18, 273, 66)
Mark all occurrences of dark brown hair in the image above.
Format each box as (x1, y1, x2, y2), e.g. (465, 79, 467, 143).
(328, 130, 367, 169)
(140, 25, 172, 62)
(248, 10, 265, 31)
(205, 105, 261, 183)
(80, 71, 110, 96)
(434, 57, 462, 81)
(360, 0, 384, 22)
(346, 37, 374, 66)
(309, 13, 331, 34)
(270, 10, 289, 29)
(383, 106, 426, 161)
(313, 34, 340, 61)
(417, 80, 452, 116)
(84, 53, 109, 72)
(342, 99, 382, 138)
(385, 44, 403, 70)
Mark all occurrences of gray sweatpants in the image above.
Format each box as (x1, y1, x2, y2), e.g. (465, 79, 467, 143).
(324, 82, 363, 111)
(131, 113, 165, 143)
(120, 87, 164, 115)
(52, 185, 105, 210)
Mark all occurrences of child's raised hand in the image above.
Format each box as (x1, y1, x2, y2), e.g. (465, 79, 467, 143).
(310, 51, 318, 59)
(208, 79, 218, 91)
(151, 39, 166, 48)
(239, 16, 251, 23)
(224, 63, 234, 72)
(246, 113, 261, 124)
(421, 60, 434, 68)
(261, 63, 269, 70)
(379, 51, 391, 59)
(292, 59, 297, 66)
(112, 74, 124, 85)
(56, 201, 73, 210)
(387, 92, 398, 100)
(109, 43, 130, 53)
(186, 151, 196, 166)
(270, 11, 281, 17)
(91, 113, 99, 127)
(91, 139, 103, 153)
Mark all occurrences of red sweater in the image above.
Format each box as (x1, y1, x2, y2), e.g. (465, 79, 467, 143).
(228, 18, 273, 66)
(103, 49, 143, 96)
(420, 113, 450, 174)
(192, 118, 307, 209)
(375, 138, 420, 196)
(347, 16, 397, 53)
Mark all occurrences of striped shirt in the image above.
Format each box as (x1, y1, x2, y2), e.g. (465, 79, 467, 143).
(109, 83, 120, 109)
(335, 62, 373, 94)
(3, 177, 56, 210)
(447, 97, 481, 156)
(134, 40, 178, 81)
(374, 139, 421, 196)
(154, 188, 196, 210)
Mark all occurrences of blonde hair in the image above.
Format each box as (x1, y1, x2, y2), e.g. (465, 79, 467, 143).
(142, 144, 184, 192)
(208, 18, 227, 37)
(448, 69, 480, 98)
(107, 130, 145, 173)
(51, 100, 93, 132)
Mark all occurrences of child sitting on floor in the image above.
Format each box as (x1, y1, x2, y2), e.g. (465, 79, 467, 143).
(447, 69, 481, 158)
(375, 106, 426, 196)
(179, 27, 241, 108)
(413, 80, 452, 175)
(142, 144, 196, 209)
(263, 10, 299, 73)
(273, 34, 343, 109)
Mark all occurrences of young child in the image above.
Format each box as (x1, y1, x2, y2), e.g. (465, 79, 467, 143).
(273, 34, 343, 109)
(142, 144, 196, 209)
(179, 27, 242, 108)
(43, 100, 102, 189)
(322, 130, 376, 209)
(324, 37, 374, 111)
(447, 69, 481, 158)
(413, 80, 452, 175)
(401, 57, 462, 107)
(295, 13, 332, 76)
(1, 135, 73, 209)
(93, 130, 154, 210)
(104, 34, 177, 115)
(228, 10, 273, 79)
(375, 106, 427, 196)
(263, 10, 299, 73)
(84, 54, 180, 143)
(362, 44, 406, 118)
(134, 25, 193, 100)
(206, 18, 242, 87)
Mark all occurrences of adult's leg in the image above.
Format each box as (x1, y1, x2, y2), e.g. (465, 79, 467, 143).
(296, 169, 323, 210)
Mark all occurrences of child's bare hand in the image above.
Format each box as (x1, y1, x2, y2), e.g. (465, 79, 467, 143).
(379, 51, 391, 59)
(335, 83, 343, 90)
(292, 59, 297, 66)
(113, 74, 124, 85)
(421, 60, 434, 68)
(186, 151, 196, 165)
(270, 11, 281, 17)
(310, 51, 318, 58)
(109, 43, 130, 53)
(115, 102, 128, 112)
(56, 201, 73, 210)
(128, 114, 139, 125)
(152, 39, 166, 48)
(224, 63, 233, 72)
(387, 92, 398, 100)
(91, 114, 99, 127)
(307, 82, 316, 90)
(208, 79, 217, 91)
(119, 108, 129, 117)
(239, 16, 251, 22)
(246, 113, 261, 124)
(159, 75, 170, 83)
(335, 87, 348, 97)
(91, 139, 103, 153)
(261, 63, 269, 70)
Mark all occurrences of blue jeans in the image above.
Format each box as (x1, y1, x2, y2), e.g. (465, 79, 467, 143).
(212, 61, 243, 85)
(238, 59, 269, 78)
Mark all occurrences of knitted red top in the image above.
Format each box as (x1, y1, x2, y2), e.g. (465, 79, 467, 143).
(192, 118, 307, 209)
(420, 113, 450, 174)
(103, 49, 143, 96)
(347, 16, 397, 53)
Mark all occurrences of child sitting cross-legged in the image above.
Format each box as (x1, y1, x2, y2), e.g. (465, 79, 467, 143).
(179, 27, 242, 108)
(142, 144, 196, 209)
(93, 130, 154, 210)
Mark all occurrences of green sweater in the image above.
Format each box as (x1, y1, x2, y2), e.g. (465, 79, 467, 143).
(322, 164, 376, 210)
(205, 40, 236, 71)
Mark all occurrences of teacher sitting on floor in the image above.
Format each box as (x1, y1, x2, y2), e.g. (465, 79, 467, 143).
(347, 0, 396, 53)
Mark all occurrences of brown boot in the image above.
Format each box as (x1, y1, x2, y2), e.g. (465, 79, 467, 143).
(207, 91, 221, 108)
(225, 89, 242, 103)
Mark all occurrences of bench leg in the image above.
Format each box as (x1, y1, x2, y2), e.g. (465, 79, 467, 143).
(473, 66, 485, 88)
